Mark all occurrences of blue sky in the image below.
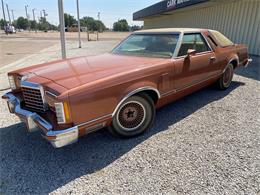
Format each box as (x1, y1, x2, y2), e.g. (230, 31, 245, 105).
(1, 0, 160, 28)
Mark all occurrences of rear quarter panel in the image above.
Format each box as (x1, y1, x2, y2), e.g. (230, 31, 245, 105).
(235, 44, 249, 65)
(212, 45, 239, 71)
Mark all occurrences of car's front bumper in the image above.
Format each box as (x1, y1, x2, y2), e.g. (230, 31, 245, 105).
(2, 92, 78, 148)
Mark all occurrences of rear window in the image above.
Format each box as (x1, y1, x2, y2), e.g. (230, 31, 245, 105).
(210, 30, 234, 47)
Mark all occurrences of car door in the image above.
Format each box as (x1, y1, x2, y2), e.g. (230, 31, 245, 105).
(173, 33, 216, 90)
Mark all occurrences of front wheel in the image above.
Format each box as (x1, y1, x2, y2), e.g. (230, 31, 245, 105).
(216, 63, 234, 90)
(109, 94, 155, 137)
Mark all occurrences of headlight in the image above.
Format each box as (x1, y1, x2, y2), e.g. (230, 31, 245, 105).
(8, 75, 17, 90)
(54, 102, 70, 124)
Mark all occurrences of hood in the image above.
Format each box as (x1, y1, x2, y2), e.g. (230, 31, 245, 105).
(23, 53, 165, 90)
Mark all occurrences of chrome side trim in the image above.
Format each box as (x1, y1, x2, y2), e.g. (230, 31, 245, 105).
(244, 58, 252, 67)
(78, 114, 112, 127)
(173, 32, 184, 58)
(45, 91, 58, 98)
(174, 51, 214, 59)
(161, 89, 177, 97)
(161, 74, 220, 97)
(112, 86, 161, 116)
(223, 57, 239, 73)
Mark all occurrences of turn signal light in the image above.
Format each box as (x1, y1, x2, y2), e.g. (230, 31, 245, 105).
(54, 101, 71, 124)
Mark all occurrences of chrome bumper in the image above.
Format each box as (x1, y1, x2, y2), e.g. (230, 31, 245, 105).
(2, 92, 78, 148)
(244, 58, 252, 67)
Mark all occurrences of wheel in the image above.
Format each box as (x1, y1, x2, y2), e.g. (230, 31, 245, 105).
(217, 63, 234, 90)
(109, 94, 155, 137)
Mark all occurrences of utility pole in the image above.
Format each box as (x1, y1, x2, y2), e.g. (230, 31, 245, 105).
(11, 9, 14, 21)
(25, 5, 30, 31)
(42, 9, 49, 31)
(42, 9, 46, 20)
(32, 8, 36, 32)
(97, 12, 100, 21)
(76, 0, 81, 48)
(1, 0, 6, 27)
(25, 5, 28, 19)
(58, 0, 66, 59)
(5, 3, 11, 24)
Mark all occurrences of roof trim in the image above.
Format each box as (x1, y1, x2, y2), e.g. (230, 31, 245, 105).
(134, 28, 206, 33)
(133, 0, 209, 20)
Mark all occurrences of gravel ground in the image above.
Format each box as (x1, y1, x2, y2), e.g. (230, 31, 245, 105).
(0, 56, 259, 195)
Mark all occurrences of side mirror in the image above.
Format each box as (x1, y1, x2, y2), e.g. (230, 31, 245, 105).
(186, 49, 196, 57)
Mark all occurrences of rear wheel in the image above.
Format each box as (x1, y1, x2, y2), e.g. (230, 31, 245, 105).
(109, 94, 155, 137)
(217, 63, 234, 90)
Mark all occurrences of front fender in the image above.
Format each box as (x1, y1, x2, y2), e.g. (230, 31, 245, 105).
(112, 82, 161, 116)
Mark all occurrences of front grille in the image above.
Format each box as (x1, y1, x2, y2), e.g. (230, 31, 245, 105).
(22, 87, 46, 112)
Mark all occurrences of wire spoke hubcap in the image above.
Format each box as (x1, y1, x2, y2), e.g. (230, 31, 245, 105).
(117, 101, 146, 131)
(223, 66, 232, 86)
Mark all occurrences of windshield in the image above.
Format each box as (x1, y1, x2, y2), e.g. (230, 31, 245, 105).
(112, 34, 180, 58)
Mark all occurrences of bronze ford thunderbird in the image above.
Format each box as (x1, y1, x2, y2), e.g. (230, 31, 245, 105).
(2, 28, 252, 148)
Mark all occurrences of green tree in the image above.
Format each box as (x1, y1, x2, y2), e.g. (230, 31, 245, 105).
(49, 24, 58, 31)
(37, 17, 47, 31)
(30, 20, 37, 30)
(95, 20, 106, 32)
(64, 13, 76, 27)
(0, 19, 5, 30)
(130, 25, 142, 31)
(16, 17, 29, 29)
(80, 16, 95, 30)
(80, 16, 106, 32)
(113, 19, 129, 32)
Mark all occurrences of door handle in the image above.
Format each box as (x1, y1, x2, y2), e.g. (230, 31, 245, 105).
(210, 56, 216, 61)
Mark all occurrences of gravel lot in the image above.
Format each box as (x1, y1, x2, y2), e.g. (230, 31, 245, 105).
(0, 55, 259, 194)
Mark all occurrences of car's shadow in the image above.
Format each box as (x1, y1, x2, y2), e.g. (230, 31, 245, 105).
(0, 81, 244, 194)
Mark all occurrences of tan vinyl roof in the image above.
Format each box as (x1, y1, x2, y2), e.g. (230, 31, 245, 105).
(135, 28, 208, 33)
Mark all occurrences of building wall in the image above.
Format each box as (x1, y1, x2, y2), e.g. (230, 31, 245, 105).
(144, 0, 260, 55)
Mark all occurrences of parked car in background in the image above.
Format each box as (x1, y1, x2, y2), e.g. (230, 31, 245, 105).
(4, 24, 16, 34)
(2, 28, 252, 148)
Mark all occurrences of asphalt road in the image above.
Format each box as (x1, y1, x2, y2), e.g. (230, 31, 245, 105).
(0, 31, 129, 67)
(0, 56, 259, 194)
(0, 38, 57, 67)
